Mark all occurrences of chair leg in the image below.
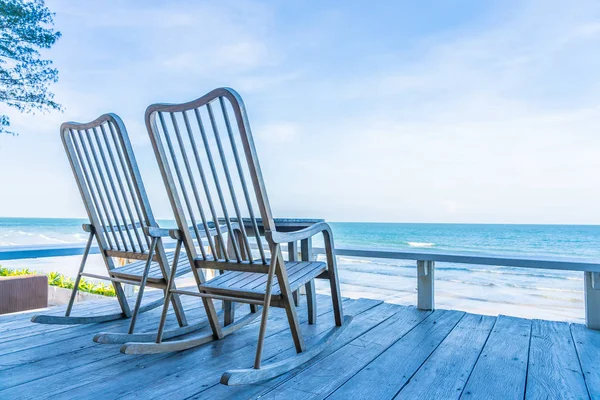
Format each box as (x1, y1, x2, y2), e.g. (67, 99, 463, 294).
(254, 297, 271, 369)
(275, 254, 305, 353)
(289, 242, 300, 308)
(66, 231, 94, 316)
(223, 232, 240, 326)
(324, 231, 344, 327)
(306, 280, 316, 325)
(254, 252, 279, 369)
(157, 240, 180, 343)
(328, 268, 344, 327)
(128, 238, 157, 334)
(156, 292, 172, 343)
(224, 300, 235, 326)
(169, 291, 188, 327)
(281, 288, 305, 353)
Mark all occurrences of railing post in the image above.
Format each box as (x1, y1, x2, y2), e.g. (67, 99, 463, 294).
(300, 238, 313, 296)
(301, 237, 317, 324)
(289, 241, 300, 306)
(417, 260, 434, 311)
(585, 271, 600, 330)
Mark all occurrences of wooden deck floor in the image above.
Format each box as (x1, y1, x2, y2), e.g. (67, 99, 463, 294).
(0, 291, 598, 399)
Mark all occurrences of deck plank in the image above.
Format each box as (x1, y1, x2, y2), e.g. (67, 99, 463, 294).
(190, 301, 403, 400)
(526, 319, 589, 400)
(461, 315, 531, 400)
(0, 304, 207, 390)
(0, 291, 182, 343)
(0, 305, 188, 372)
(11, 296, 344, 399)
(571, 323, 600, 399)
(252, 306, 431, 399)
(328, 309, 464, 400)
(111, 298, 382, 400)
(0, 295, 598, 399)
(0, 297, 202, 364)
(394, 313, 496, 399)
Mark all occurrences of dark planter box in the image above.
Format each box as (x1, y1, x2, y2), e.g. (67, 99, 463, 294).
(0, 275, 48, 315)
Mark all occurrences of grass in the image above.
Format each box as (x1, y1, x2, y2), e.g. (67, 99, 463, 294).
(0, 267, 116, 297)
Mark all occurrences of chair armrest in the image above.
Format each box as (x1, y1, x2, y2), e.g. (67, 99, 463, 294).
(267, 222, 332, 244)
(82, 224, 95, 233)
(85, 222, 144, 234)
(140, 225, 187, 240)
(144, 226, 172, 238)
(167, 222, 243, 241)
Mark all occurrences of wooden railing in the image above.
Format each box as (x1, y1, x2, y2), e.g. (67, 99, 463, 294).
(2, 241, 600, 329)
(311, 246, 600, 330)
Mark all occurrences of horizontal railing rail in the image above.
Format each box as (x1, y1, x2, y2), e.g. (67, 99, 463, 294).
(310, 246, 600, 330)
(0, 242, 179, 261)
(2, 241, 600, 330)
(313, 247, 600, 272)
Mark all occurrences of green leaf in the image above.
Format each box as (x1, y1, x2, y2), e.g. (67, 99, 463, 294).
(0, 0, 62, 134)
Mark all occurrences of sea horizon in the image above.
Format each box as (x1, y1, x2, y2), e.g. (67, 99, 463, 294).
(2, 216, 600, 226)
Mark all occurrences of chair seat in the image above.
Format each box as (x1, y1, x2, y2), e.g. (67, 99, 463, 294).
(198, 261, 327, 301)
(110, 252, 191, 285)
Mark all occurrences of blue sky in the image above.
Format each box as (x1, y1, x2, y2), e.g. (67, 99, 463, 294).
(1, 0, 600, 223)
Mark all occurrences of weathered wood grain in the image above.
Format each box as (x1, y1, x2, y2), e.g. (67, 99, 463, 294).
(130, 301, 379, 399)
(328, 309, 464, 400)
(54, 297, 364, 400)
(394, 313, 496, 399)
(571, 323, 600, 399)
(0, 303, 293, 399)
(0, 304, 206, 390)
(250, 306, 431, 399)
(0, 294, 596, 400)
(461, 315, 531, 399)
(187, 301, 402, 400)
(526, 319, 589, 400)
(0, 293, 202, 372)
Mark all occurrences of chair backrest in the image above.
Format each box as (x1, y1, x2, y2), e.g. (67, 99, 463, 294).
(145, 88, 270, 265)
(61, 114, 156, 258)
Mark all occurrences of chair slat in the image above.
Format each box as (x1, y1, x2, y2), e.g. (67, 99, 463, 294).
(192, 108, 230, 260)
(99, 124, 144, 252)
(146, 88, 279, 271)
(206, 101, 244, 262)
(219, 97, 266, 264)
(181, 110, 218, 259)
(71, 129, 119, 249)
(91, 126, 135, 252)
(107, 121, 150, 250)
(167, 111, 210, 260)
(82, 128, 128, 250)
(157, 111, 211, 260)
(58, 113, 193, 335)
(196, 105, 240, 262)
(63, 115, 160, 257)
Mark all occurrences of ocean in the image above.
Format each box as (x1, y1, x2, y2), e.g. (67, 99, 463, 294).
(0, 217, 596, 323)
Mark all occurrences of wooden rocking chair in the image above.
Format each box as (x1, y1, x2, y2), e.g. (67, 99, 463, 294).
(31, 113, 236, 342)
(121, 88, 350, 385)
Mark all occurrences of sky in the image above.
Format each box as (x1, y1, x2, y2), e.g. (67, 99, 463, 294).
(1, 0, 600, 223)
